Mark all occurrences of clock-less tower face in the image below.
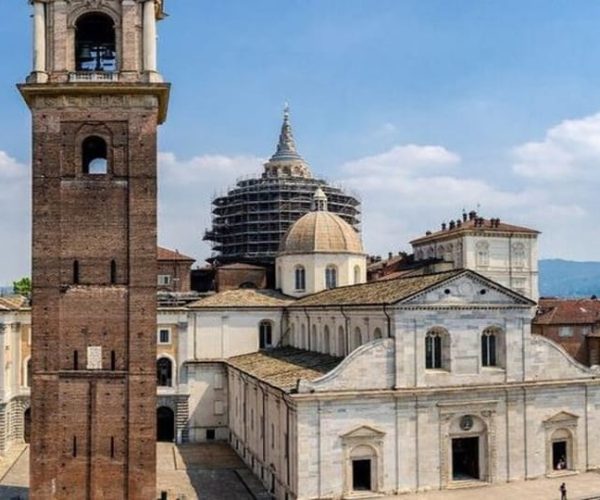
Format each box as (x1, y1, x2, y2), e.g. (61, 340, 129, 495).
(19, 1, 170, 498)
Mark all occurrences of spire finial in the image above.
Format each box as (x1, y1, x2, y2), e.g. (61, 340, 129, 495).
(273, 102, 298, 158)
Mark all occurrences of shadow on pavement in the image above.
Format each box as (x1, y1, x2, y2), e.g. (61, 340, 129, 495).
(0, 485, 29, 499)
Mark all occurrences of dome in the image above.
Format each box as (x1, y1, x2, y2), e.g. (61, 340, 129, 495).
(279, 210, 364, 255)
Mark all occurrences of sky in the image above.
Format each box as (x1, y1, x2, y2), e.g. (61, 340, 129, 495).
(2, 1, 600, 283)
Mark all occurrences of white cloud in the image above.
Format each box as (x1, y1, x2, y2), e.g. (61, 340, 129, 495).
(338, 140, 592, 260)
(513, 112, 600, 181)
(158, 152, 264, 263)
(0, 151, 30, 284)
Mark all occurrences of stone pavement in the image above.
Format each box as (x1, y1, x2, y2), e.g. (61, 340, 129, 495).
(0, 442, 270, 500)
(388, 472, 600, 500)
(156, 441, 270, 500)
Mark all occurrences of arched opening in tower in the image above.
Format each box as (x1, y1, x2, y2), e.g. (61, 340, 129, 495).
(75, 12, 117, 72)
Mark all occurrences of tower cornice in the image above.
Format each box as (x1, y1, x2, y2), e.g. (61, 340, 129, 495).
(18, 82, 171, 124)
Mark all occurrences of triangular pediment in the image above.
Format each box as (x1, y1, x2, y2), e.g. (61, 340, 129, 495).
(545, 411, 579, 423)
(341, 425, 385, 439)
(401, 270, 534, 306)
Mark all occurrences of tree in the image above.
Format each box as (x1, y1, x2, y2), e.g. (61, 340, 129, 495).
(13, 277, 31, 296)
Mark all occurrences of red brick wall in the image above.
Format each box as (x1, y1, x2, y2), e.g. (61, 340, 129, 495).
(532, 324, 591, 365)
(216, 267, 267, 292)
(157, 260, 192, 292)
(28, 88, 161, 499)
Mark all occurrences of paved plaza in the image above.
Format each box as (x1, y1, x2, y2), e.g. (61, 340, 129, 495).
(0, 443, 600, 499)
(0, 442, 269, 500)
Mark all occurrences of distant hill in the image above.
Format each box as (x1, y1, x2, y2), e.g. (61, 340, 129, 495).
(540, 259, 600, 298)
(0, 286, 13, 296)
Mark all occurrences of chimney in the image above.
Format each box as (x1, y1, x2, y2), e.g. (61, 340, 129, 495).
(456, 220, 462, 228)
(496, 218, 501, 227)
(469, 210, 477, 221)
(441, 223, 447, 231)
(426, 231, 432, 236)
(449, 221, 456, 230)
(388, 252, 393, 260)
(462, 211, 468, 222)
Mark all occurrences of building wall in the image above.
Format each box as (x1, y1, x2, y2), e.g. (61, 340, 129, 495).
(286, 307, 388, 356)
(293, 383, 600, 499)
(278, 253, 366, 297)
(157, 260, 193, 292)
(188, 309, 284, 359)
(227, 368, 297, 499)
(413, 233, 539, 301)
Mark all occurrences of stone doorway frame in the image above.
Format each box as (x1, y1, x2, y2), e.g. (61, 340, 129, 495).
(438, 400, 498, 488)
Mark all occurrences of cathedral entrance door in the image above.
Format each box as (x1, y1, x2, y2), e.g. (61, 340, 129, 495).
(553, 441, 567, 470)
(157, 406, 175, 442)
(352, 459, 372, 491)
(452, 437, 479, 480)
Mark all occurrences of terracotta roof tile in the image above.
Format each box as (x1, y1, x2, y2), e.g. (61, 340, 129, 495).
(227, 347, 342, 391)
(0, 295, 29, 310)
(534, 298, 600, 325)
(188, 289, 293, 308)
(157, 246, 196, 262)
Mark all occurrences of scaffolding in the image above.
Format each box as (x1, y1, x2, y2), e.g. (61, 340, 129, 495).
(204, 175, 361, 265)
(204, 106, 362, 265)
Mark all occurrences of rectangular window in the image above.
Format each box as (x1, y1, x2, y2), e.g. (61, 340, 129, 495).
(559, 327, 573, 338)
(214, 401, 224, 415)
(157, 275, 171, 286)
(214, 373, 223, 389)
(206, 429, 215, 440)
(158, 328, 171, 344)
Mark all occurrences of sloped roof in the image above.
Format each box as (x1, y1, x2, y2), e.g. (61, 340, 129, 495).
(188, 289, 293, 309)
(0, 295, 29, 311)
(534, 298, 600, 325)
(227, 347, 342, 391)
(411, 217, 539, 245)
(292, 270, 463, 307)
(158, 247, 195, 262)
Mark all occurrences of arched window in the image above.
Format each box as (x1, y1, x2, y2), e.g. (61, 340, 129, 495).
(259, 321, 273, 349)
(373, 328, 383, 340)
(295, 266, 306, 291)
(82, 136, 108, 174)
(323, 325, 330, 354)
(444, 244, 453, 262)
(156, 357, 173, 387)
(354, 265, 361, 284)
(75, 13, 117, 72)
(301, 324, 307, 349)
(311, 325, 317, 351)
(437, 245, 445, 259)
(481, 329, 497, 367)
(338, 326, 346, 357)
(354, 327, 362, 350)
(425, 328, 449, 370)
(325, 265, 337, 289)
(481, 326, 504, 368)
(476, 241, 489, 267)
(290, 323, 296, 347)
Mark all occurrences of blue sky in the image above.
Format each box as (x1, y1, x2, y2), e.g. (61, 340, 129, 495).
(2, 1, 600, 282)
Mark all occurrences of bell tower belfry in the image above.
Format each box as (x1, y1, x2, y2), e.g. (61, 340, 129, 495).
(19, 1, 169, 498)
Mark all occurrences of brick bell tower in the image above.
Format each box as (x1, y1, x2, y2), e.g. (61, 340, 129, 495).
(19, 1, 169, 498)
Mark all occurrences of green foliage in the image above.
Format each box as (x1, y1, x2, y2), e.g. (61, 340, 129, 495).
(12, 277, 31, 296)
